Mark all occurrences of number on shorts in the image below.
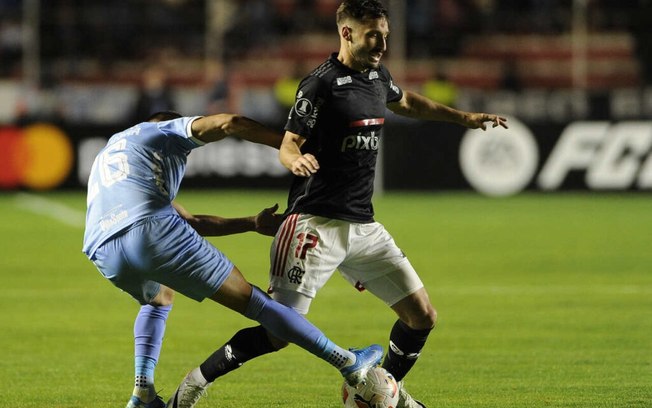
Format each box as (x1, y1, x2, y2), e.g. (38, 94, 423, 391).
(295, 233, 318, 260)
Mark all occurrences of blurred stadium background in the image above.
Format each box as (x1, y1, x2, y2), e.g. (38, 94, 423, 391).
(1, 0, 652, 194)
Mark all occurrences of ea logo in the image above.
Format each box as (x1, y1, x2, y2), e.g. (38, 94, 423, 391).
(0, 124, 74, 190)
(459, 116, 538, 196)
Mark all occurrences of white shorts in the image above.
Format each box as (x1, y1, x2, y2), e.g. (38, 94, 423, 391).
(268, 214, 424, 314)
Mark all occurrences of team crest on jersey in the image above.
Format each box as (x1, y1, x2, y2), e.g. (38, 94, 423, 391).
(369, 70, 379, 80)
(294, 98, 313, 117)
(336, 75, 352, 86)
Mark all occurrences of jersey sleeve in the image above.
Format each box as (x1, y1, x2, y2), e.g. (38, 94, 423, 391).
(284, 75, 327, 139)
(157, 116, 205, 149)
(386, 73, 403, 105)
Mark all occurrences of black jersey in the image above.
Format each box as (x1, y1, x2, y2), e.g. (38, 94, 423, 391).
(284, 53, 403, 223)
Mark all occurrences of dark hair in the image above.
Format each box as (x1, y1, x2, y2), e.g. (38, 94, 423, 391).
(146, 110, 183, 122)
(336, 0, 388, 25)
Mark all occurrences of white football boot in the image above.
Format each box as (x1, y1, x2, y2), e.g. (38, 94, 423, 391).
(166, 371, 208, 408)
(397, 381, 427, 408)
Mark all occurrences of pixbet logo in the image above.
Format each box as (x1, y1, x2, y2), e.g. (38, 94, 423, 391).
(341, 132, 379, 152)
(0, 124, 73, 190)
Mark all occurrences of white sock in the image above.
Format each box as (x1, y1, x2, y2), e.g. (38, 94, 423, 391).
(328, 348, 356, 370)
(189, 367, 210, 387)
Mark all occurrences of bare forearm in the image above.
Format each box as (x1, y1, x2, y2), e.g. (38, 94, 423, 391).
(227, 115, 282, 148)
(390, 90, 508, 130)
(280, 139, 303, 170)
(186, 214, 256, 237)
(279, 132, 319, 177)
(192, 114, 282, 147)
(397, 91, 467, 124)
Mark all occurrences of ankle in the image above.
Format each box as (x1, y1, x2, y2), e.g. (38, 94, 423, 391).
(132, 385, 156, 403)
(189, 367, 210, 387)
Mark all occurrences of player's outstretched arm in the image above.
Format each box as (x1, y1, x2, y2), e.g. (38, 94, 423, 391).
(387, 90, 508, 130)
(191, 114, 283, 148)
(280, 131, 320, 177)
(172, 201, 283, 237)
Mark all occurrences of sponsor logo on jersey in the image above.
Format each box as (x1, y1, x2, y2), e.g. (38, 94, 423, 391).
(99, 208, 129, 231)
(336, 75, 353, 86)
(341, 131, 379, 152)
(389, 80, 400, 94)
(369, 70, 379, 80)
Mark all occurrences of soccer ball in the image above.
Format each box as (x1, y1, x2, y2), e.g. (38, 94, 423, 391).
(341, 367, 399, 408)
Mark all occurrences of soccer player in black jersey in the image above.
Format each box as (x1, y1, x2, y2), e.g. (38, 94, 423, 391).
(169, 1, 508, 407)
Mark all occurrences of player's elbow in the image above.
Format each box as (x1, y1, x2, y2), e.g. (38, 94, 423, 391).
(180, 213, 206, 235)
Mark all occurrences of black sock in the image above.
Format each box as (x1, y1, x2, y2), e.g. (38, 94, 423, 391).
(382, 320, 432, 382)
(199, 325, 278, 382)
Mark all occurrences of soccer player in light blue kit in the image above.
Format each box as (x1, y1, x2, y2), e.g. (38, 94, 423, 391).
(82, 111, 383, 408)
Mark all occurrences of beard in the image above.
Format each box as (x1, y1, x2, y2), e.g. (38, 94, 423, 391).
(352, 49, 382, 71)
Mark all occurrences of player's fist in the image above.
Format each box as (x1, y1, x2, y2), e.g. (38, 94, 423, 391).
(290, 153, 320, 177)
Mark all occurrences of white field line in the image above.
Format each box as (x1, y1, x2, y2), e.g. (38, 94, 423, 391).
(14, 193, 85, 229)
(435, 284, 652, 296)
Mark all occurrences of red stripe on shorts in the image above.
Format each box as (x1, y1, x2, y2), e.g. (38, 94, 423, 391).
(272, 214, 299, 277)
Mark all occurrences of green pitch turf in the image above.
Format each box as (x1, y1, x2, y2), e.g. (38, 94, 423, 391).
(0, 190, 650, 407)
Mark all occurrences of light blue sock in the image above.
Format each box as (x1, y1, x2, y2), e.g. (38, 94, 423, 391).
(134, 356, 157, 390)
(133, 304, 172, 391)
(244, 286, 353, 369)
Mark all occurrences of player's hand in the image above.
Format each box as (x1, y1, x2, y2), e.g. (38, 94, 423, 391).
(464, 113, 508, 130)
(254, 203, 283, 236)
(290, 153, 320, 177)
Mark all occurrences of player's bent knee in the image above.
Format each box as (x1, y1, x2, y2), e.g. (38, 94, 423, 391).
(407, 305, 436, 330)
(150, 285, 175, 306)
(425, 306, 437, 329)
(414, 292, 437, 329)
(392, 290, 437, 330)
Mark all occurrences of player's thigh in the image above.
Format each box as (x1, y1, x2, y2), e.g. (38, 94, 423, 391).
(340, 222, 424, 307)
(208, 265, 252, 314)
(268, 214, 346, 314)
(124, 216, 234, 302)
(92, 235, 161, 304)
(343, 258, 424, 307)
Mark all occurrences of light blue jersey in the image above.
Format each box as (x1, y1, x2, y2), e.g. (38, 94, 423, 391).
(83, 117, 203, 257)
(83, 116, 234, 303)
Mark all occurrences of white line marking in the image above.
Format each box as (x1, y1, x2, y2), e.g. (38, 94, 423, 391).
(14, 193, 86, 229)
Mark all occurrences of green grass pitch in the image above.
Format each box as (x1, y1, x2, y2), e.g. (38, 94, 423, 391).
(0, 190, 650, 407)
